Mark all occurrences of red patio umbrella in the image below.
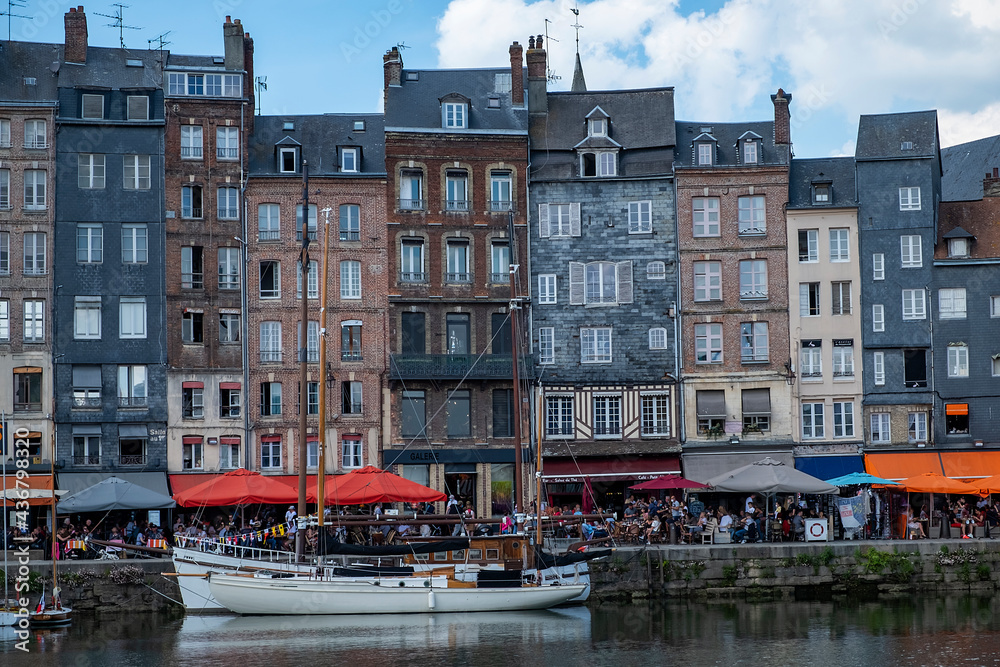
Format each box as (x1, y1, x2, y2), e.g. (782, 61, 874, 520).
(312, 466, 446, 505)
(173, 468, 300, 507)
(629, 474, 710, 491)
(895, 472, 979, 494)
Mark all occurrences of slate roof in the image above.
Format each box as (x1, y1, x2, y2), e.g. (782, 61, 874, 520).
(674, 120, 780, 167)
(384, 68, 527, 132)
(936, 198, 1000, 259)
(855, 110, 938, 161)
(787, 157, 857, 209)
(940, 134, 1000, 202)
(56, 46, 163, 90)
(0, 41, 62, 103)
(166, 54, 228, 69)
(248, 114, 385, 176)
(531, 88, 675, 151)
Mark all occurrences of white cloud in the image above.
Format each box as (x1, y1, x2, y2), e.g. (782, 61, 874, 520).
(939, 104, 1000, 148)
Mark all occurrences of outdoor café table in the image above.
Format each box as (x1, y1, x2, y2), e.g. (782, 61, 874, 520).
(147, 538, 167, 549)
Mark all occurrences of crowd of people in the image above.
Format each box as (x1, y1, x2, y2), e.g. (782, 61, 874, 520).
(907, 497, 1000, 540)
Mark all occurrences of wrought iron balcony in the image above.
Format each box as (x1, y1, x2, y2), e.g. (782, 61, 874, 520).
(390, 353, 534, 381)
(119, 455, 146, 466)
(73, 455, 101, 466)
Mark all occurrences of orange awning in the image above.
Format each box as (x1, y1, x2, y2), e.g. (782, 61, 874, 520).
(941, 451, 1000, 480)
(864, 452, 944, 480)
(1, 474, 58, 506)
(945, 404, 968, 416)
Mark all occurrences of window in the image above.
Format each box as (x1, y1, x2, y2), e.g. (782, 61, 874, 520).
(0, 170, 8, 209)
(0, 232, 6, 275)
(181, 247, 204, 289)
(904, 349, 927, 388)
(217, 187, 239, 220)
(220, 439, 240, 469)
(589, 117, 607, 136)
(945, 404, 970, 435)
(641, 394, 670, 436)
(593, 395, 622, 437)
(74, 296, 101, 339)
(740, 322, 768, 363)
(870, 413, 891, 443)
(260, 322, 282, 363)
(800, 341, 822, 378)
(23, 170, 46, 209)
(118, 435, 147, 466)
(401, 390, 426, 438)
(939, 288, 967, 319)
(13, 369, 42, 412)
(182, 385, 205, 419)
(122, 224, 147, 264)
(220, 386, 241, 418)
(994, 357, 1000, 378)
(831, 402, 855, 438)
(0, 300, 8, 340)
(302, 381, 320, 415)
(743, 141, 758, 164)
(802, 403, 825, 439)
(342, 436, 363, 469)
(182, 311, 203, 344)
(739, 260, 767, 300)
(400, 169, 423, 210)
(873, 253, 885, 280)
(401, 313, 425, 354)
(737, 195, 765, 234)
(833, 343, 854, 378)
(182, 185, 202, 218)
(692, 261, 721, 301)
(187, 74, 205, 95)
(581, 327, 612, 363)
(400, 240, 425, 283)
(872, 304, 885, 332)
(538, 327, 554, 365)
(446, 171, 468, 211)
(0, 119, 8, 147)
(908, 412, 927, 443)
(259, 261, 280, 298)
(260, 382, 282, 416)
(831, 281, 852, 315)
(258, 204, 280, 241)
(993, 296, 1000, 317)
(218, 248, 240, 290)
(539, 203, 581, 238)
(814, 184, 830, 203)
(78, 154, 105, 189)
(692, 197, 720, 236)
(446, 313, 470, 354)
(127, 95, 148, 120)
(948, 345, 969, 378)
(119, 297, 146, 339)
(168, 73, 185, 95)
(948, 237, 969, 258)
(873, 351, 885, 386)
(492, 389, 514, 438)
(182, 438, 203, 471)
(697, 143, 713, 165)
(443, 102, 467, 128)
(647, 261, 667, 280)
(538, 274, 557, 304)
(798, 230, 818, 262)
(829, 229, 850, 262)
(296, 260, 319, 298)
(572, 260, 632, 305)
(339, 204, 360, 241)
(446, 242, 470, 283)
(77, 224, 103, 263)
(899, 186, 921, 210)
(446, 390, 470, 437)
(490, 171, 512, 211)
(628, 201, 652, 233)
(261, 438, 281, 469)
(741, 388, 770, 433)
(22, 300, 43, 341)
(341, 321, 362, 361)
(122, 154, 151, 190)
(580, 151, 617, 177)
(73, 434, 101, 466)
(901, 235, 922, 267)
(545, 395, 573, 437)
(694, 323, 723, 364)
(181, 125, 203, 159)
(491, 242, 510, 283)
(219, 312, 240, 344)
(278, 147, 298, 173)
(340, 260, 361, 299)
(117, 365, 147, 407)
(902, 289, 926, 320)
(341, 147, 359, 172)
(296, 204, 317, 241)
(216, 126, 239, 160)
(23, 120, 46, 149)
(81, 93, 103, 119)
(649, 327, 668, 350)
(299, 320, 319, 362)
(22, 233, 45, 275)
(696, 390, 725, 435)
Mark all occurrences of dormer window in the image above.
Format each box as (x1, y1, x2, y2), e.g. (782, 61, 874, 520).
(743, 141, 758, 164)
(814, 185, 830, 203)
(581, 151, 617, 177)
(283, 121, 295, 131)
(737, 132, 762, 165)
(948, 238, 969, 258)
(353, 120, 365, 132)
(278, 147, 298, 173)
(697, 143, 713, 165)
(589, 118, 606, 137)
(341, 148, 359, 173)
(82, 94, 104, 120)
(442, 102, 467, 129)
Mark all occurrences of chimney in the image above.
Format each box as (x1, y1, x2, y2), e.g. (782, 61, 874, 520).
(771, 88, 792, 146)
(384, 46, 402, 89)
(223, 16, 245, 71)
(509, 41, 524, 106)
(984, 168, 1000, 197)
(526, 35, 547, 116)
(64, 6, 88, 64)
(243, 29, 255, 135)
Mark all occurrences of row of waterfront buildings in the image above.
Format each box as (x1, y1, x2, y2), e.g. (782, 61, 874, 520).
(3, 8, 1000, 516)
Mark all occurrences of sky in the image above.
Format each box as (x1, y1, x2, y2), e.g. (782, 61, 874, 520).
(8, 0, 1000, 158)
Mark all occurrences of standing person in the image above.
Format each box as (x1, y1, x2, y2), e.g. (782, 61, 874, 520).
(285, 505, 298, 537)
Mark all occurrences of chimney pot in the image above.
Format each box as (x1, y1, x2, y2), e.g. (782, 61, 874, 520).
(771, 88, 792, 147)
(509, 41, 524, 106)
(64, 5, 89, 64)
(225, 15, 231, 22)
(993, 167, 998, 178)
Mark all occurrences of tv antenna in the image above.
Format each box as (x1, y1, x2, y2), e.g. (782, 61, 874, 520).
(147, 30, 171, 51)
(570, 3, 583, 54)
(2, 0, 32, 43)
(96, 3, 140, 49)
(395, 41, 410, 51)
(543, 19, 561, 84)
(255, 75, 267, 115)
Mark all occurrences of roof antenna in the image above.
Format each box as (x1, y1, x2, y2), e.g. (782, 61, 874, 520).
(147, 30, 171, 51)
(96, 3, 141, 49)
(570, 3, 583, 55)
(395, 41, 410, 51)
(255, 76, 267, 116)
(543, 19, 561, 84)
(2, 0, 32, 43)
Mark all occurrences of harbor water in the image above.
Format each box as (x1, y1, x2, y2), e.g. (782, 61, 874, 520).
(4, 594, 1000, 666)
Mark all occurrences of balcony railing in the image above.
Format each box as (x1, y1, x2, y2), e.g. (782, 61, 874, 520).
(390, 353, 534, 381)
(258, 230, 280, 241)
(260, 351, 282, 363)
(489, 272, 509, 284)
(341, 350, 363, 362)
(399, 271, 426, 284)
(399, 198, 424, 211)
(182, 272, 204, 289)
(446, 199, 470, 211)
(489, 200, 513, 212)
(181, 146, 203, 158)
(446, 272, 471, 284)
(339, 230, 360, 241)
(217, 147, 239, 159)
(73, 397, 102, 409)
(73, 455, 101, 466)
(183, 207, 203, 219)
(218, 208, 240, 220)
(119, 455, 146, 466)
(593, 424, 622, 436)
(118, 397, 147, 408)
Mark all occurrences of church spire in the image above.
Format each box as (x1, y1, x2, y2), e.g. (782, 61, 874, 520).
(570, 3, 586, 92)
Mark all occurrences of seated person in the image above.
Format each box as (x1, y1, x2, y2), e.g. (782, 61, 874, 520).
(791, 510, 806, 540)
(581, 521, 595, 541)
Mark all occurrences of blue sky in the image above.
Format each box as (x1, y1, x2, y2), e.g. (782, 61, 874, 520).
(11, 0, 1000, 158)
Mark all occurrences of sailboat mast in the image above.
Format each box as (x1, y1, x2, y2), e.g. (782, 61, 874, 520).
(2, 411, 8, 607)
(316, 207, 333, 529)
(50, 431, 57, 606)
(296, 161, 310, 562)
(508, 213, 523, 514)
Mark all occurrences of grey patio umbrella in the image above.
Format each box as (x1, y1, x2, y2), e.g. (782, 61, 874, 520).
(57, 476, 177, 513)
(706, 457, 841, 495)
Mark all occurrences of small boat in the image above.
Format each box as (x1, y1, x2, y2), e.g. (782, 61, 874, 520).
(29, 455, 72, 628)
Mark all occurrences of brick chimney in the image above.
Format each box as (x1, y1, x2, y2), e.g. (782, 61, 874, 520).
(243, 28, 255, 135)
(526, 35, 547, 116)
(384, 46, 403, 89)
(509, 41, 524, 106)
(64, 6, 88, 64)
(771, 88, 792, 146)
(984, 167, 1000, 197)
(223, 16, 245, 71)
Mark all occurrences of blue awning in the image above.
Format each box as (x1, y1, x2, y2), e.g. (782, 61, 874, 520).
(794, 455, 864, 480)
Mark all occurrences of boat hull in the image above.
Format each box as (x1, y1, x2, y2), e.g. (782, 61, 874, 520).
(208, 574, 587, 615)
(29, 607, 73, 627)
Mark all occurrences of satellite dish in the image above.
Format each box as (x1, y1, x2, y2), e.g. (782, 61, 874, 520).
(50, 61, 61, 73)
